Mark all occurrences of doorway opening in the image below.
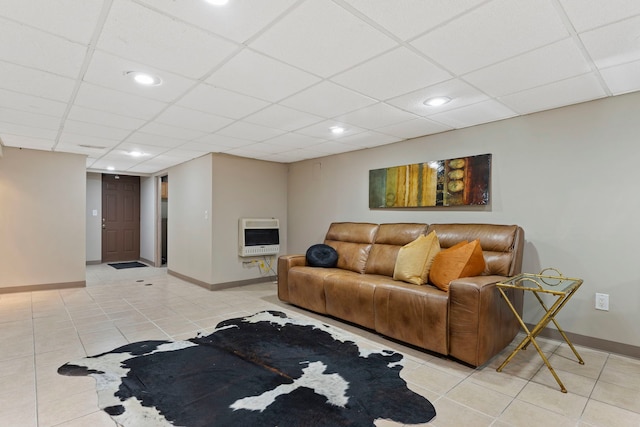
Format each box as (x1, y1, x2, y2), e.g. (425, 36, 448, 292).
(160, 175, 168, 266)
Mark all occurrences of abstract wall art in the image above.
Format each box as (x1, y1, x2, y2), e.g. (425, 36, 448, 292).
(369, 154, 491, 208)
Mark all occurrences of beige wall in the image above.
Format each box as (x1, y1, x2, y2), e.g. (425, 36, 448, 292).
(286, 91, 640, 349)
(211, 154, 288, 284)
(0, 147, 86, 289)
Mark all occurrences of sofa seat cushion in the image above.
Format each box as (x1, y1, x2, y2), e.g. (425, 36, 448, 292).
(374, 282, 449, 355)
(325, 273, 398, 330)
(287, 266, 344, 314)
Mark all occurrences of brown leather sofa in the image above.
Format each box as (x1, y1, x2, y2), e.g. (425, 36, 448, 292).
(277, 222, 525, 367)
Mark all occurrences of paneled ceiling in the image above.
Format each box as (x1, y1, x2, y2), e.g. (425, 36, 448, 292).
(1, 0, 639, 174)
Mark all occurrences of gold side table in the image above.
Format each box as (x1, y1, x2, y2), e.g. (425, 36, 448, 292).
(495, 268, 584, 393)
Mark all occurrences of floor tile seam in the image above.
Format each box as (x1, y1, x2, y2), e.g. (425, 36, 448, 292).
(512, 380, 590, 422)
(442, 378, 516, 419)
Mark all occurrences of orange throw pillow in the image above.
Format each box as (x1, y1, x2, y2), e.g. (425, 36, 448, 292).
(428, 239, 486, 291)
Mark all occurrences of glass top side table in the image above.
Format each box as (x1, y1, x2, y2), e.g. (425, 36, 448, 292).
(495, 268, 584, 393)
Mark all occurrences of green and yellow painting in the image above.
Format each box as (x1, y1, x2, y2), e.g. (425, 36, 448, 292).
(369, 154, 491, 208)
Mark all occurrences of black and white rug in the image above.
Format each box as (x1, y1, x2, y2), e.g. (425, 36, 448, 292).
(58, 311, 436, 426)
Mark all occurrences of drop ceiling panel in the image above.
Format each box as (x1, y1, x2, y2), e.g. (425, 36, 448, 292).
(295, 120, 366, 140)
(177, 84, 269, 119)
(62, 120, 131, 141)
(0, 0, 105, 43)
(281, 81, 377, 118)
(126, 132, 188, 149)
(137, 122, 206, 141)
(116, 142, 170, 157)
(343, 0, 487, 41)
(215, 121, 287, 142)
(386, 79, 491, 117)
(207, 50, 321, 102)
(411, 0, 569, 74)
(250, 0, 397, 77)
(0, 17, 87, 78)
(67, 106, 147, 131)
(262, 133, 326, 149)
(74, 83, 168, 120)
(83, 51, 198, 102)
(243, 105, 324, 132)
(97, 0, 238, 79)
(0, 62, 76, 102)
(331, 47, 451, 100)
(600, 60, 640, 95)
(136, 0, 298, 44)
(0, 134, 55, 151)
(0, 122, 58, 140)
(427, 99, 516, 129)
(335, 102, 421, 129)
(579, 15, 640, 69)
(337, 131, 402, 148)
(0, 89, 67, 117)
(377, 117, 452, 139)
(464, 39, 592, 97)
(155, 106, 233, 134)
(499, 73, 607, 115)
(558, 0, 640, 32)
(194, 134, 255, 149)
(57, 132, 121, 150)
(0, 108, 61, 130)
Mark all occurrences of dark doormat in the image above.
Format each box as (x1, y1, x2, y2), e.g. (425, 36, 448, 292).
(108, 261, 148, 270)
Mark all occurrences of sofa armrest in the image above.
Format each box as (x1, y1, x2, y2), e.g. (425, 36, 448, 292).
(448, 275, 523, 367)
(277, 255, 306, 302)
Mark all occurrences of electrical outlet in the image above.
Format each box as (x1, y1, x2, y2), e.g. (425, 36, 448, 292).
(595, 293, 609, 311)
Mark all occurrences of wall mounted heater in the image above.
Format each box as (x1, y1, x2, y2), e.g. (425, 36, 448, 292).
(238, 218, 280, 257)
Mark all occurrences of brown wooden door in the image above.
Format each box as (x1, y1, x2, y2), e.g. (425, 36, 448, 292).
(102, 174, 140, 262)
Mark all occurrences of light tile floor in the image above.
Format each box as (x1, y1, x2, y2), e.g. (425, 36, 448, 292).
(1, 264, 639, 426)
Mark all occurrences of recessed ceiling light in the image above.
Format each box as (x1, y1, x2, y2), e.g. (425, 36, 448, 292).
(330, 126, 345, 135)
(125, 71, 162, 86)
(107, 166, 115, 171)
(423, 96, 451, 107)
(129, 151, 144, 157)
(205, 0, 229, 5)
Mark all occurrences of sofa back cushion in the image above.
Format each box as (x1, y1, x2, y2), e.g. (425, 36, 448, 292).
(426, 224, 523, 276)
(365, 223, 428, 276)
(324, 222, 379, 273)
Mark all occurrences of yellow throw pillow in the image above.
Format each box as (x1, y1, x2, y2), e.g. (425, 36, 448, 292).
(393, 231, 441, 285)
(428, 239, 486, 291)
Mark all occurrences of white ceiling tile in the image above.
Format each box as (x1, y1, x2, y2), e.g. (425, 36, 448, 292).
(0, 17, 87, 78)
(57, 132, 120, 150)
(136, 0, 298, 44)
(155, 106, 233, 133)
(194, 134, 255, 149)
(427, 99, 517, 129)
(207, 49, 321, 102)
(281, 81, 377, 117)
(464, 39, 592, 97)
(158, 148, 207, 161)
(114, 142, 170, 157)
(215, 122, 286, 142)
(331, 47, 451, 100)
(176, 141, 227, 153)
(0, 134, 54, 150)
(311, 141, 362, 155)
(177, 84, 269, 119)
(126, 132, 189, 149)
(90, 156, 141, 171)
(137, 122, 206, 141)
(243, 105, 324, 132)
(559, 0, 640, 32)
(343, 0, 486, 41)
(55, 142, 110, 157)
(600, 59, 640, 95)
(74, 83, 168, 120)
(411, 0, 569, 74)
(335, 102, 421, 129)
(0, 89, 66, 117)
(337, 131, 402, 148)
(97, 0, 239, 79)
(579, 15, 640, 69)
(386, 79, 491, 117)
(377, 117, 452, 139)
(62, 120, 130, 141)
(83, 51, 198, 102)
(262, 133, 326, 149)
(243, 142, 290, 155)
(294, 120, 367, 140)
(0, 62, 76, 102)
(499, 73, 607, 115)
(0, 122, 57, 140)
(0, 108, 61, 130)
(250, 0, 397, 77)
(67, 106, 146, 131)
(0, 0, 105, 44)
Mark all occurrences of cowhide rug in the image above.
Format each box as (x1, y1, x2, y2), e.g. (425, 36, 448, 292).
(58, 310, 436, 426)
